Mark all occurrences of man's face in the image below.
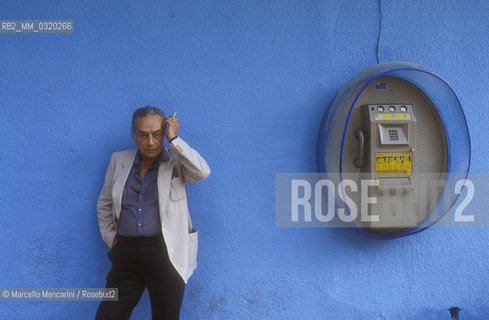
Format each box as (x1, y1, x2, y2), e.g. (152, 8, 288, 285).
(133, 114, 165, 161)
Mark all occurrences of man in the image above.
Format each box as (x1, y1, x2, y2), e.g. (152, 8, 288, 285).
(95, 105, 210, 320)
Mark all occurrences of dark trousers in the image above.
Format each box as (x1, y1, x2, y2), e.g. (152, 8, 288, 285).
(95, 233, 185, 320)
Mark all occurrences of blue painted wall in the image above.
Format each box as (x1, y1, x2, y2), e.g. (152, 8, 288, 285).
(1, 0, 488, 319)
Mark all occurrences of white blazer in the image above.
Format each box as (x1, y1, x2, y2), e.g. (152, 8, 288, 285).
(97, 137, 210, 283)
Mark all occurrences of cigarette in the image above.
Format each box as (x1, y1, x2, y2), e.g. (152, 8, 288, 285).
(173, 112, 177, 118)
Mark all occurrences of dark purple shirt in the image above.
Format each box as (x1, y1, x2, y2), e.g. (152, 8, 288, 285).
(118, 149, 169, 237)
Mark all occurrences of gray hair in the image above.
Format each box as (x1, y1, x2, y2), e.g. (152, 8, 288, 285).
(131, 105, 166, 138)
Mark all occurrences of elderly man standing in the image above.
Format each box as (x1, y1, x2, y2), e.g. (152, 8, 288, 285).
(95, 105, 210, 320)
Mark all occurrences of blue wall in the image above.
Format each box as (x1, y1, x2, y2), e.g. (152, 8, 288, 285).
(1, 1, 488, 319)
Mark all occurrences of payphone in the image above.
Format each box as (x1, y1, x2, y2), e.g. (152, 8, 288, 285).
(354, 104, 417, 229)
(316, 62, 470, 238)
